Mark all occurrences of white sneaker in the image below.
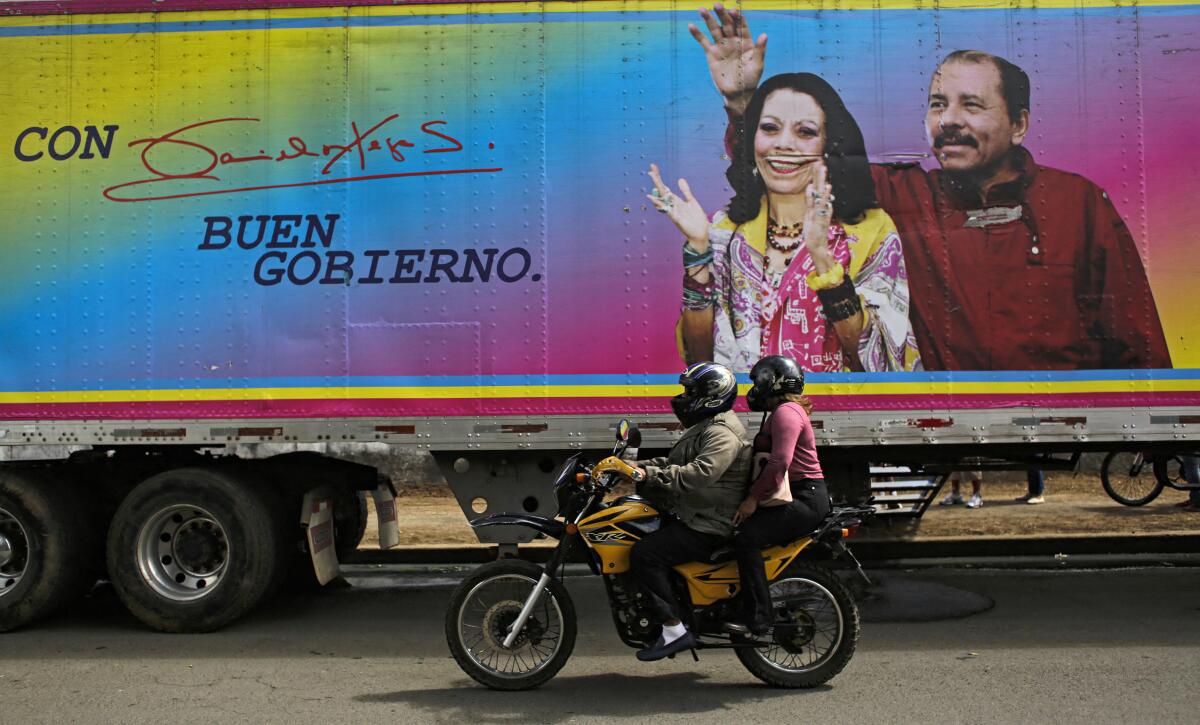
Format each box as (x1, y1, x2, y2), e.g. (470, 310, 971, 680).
(939, 492, 964, 506)
(966, 493, 983, 509)
(1025, 496, 1045, 505)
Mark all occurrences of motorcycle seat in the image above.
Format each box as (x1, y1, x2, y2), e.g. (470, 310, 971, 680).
(704, 527, 825, 565)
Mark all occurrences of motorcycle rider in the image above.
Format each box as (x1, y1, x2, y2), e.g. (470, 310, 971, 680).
(728, 355, 831, 635)
(598, 361, 752, 661)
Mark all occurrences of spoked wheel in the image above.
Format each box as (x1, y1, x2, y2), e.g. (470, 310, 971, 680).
(445, 559, 576, 691)
(1101, 452, 1164, 507)
(1153, 455, 1191, 490)
(736, 561, 859, 688)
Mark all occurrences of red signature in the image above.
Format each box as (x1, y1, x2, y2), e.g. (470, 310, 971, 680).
(102, 116, 500, 203)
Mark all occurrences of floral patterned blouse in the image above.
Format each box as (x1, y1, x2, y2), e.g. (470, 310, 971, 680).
(705, 202, 921, 373)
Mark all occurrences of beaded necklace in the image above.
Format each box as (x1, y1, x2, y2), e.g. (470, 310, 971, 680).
(766, 218, 803, 252)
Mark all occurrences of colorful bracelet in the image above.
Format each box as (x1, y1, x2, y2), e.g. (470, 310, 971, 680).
(816, 275, 862, 323)
(682, 272, 715, 311)
(805, 262, 846, 291)
(682, 241, 713, 269)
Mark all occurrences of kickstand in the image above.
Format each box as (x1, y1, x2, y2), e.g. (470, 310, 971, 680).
(690, 648, 699, 662)
(839, 542, 873, 586)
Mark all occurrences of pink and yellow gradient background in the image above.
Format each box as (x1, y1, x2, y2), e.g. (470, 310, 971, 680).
(0, 1, 1197, 419)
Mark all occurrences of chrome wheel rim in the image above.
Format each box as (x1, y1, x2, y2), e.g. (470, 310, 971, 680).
(0, 507, 29, 597)
(754, 576, 845, 674)
(135, 504, 229, 602)
(456, 573, 564, 679)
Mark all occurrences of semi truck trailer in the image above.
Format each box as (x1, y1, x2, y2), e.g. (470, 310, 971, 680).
(1, 0, 1198, 633)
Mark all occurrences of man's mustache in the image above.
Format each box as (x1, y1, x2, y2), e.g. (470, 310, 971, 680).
(934, 132, 979, 149)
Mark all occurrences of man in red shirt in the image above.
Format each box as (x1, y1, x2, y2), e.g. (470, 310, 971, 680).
(692, 6, 1171, 370)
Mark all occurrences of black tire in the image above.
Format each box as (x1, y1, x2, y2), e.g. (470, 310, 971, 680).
(445, 559, 576, 691)
(1101, 452, 1164, 507)
(105, 468, 281, 633)
(334, 488, 370, 559)
(0, 470, 97, 632)
(260, 452, 372, 570)
(736, 561, 859, 688)
(1153, 456, 1188, 489)
(275, 485, 367, 591)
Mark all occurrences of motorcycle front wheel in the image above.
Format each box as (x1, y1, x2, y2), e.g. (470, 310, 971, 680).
(445, 558, 577, 691)
(736, 560, 859, 688)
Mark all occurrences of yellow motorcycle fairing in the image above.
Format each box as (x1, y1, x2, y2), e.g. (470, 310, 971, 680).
(577, 498, 660, 574)
(579, 498, 815, 605)
(673, 537, 814, 606)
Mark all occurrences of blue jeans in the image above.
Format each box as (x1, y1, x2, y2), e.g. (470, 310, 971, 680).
(1027, 470, 1045, 497)
(1183, 455, 1200, 505)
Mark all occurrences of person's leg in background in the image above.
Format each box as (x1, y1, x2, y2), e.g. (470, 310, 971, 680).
(966, 471, 984, 509)
(940, 472, 965, 505)
(1018, 469, 1045, 505)
(1180, 455, 1200, 512)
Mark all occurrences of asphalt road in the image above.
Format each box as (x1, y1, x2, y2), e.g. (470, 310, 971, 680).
(2, 565, 1198, 724)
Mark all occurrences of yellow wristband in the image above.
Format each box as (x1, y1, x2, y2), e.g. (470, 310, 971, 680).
(805, 263, 846, 291)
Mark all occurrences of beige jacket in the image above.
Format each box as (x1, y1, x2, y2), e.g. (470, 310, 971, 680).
(639, 410, 752, 538)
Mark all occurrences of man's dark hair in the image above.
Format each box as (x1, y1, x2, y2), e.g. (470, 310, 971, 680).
(726, 72, 877, 225)
(938, 50, 1031, 123)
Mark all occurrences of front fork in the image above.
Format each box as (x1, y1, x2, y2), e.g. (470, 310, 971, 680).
(501, 533, 575, 649)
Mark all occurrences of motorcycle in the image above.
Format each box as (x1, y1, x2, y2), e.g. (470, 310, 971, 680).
(444, 419, 873, 691)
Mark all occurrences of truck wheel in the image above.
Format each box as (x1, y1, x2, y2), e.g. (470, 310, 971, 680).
(1101, 452, 1164, 506)
(0, 471, 95, 632)
(106, 468, 280, 633)
(335, 488, 370, 558)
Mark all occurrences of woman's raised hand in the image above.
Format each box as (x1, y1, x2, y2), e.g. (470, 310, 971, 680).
(647, 164, 710, 250)
(689, 4, 766, 116)
(802, 161, 837, 273)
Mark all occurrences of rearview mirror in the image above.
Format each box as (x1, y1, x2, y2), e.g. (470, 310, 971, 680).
(615, 419, 631, 443)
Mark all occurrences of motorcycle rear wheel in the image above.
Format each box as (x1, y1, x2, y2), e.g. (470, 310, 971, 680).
(735, 560, 859, 688)
(445, 558, 577, 691)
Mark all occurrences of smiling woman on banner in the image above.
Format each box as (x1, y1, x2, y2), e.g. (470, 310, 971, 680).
(648, 73, 921, 373)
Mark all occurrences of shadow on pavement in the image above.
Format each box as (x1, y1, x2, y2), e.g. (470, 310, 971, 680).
(355, 671, 824, 721)
(855, 573, 994, 622)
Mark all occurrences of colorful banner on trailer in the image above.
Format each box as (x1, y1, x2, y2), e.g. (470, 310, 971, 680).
(1, 0, 1198, 419)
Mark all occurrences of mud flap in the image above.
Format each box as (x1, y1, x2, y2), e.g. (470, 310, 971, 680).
(372, 481, 400, 550)
(301, 492, 340, 586)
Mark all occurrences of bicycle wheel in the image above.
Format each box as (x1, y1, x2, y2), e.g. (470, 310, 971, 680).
(1100, 452, 1163, 507)
(1153, 456, 1192, 489)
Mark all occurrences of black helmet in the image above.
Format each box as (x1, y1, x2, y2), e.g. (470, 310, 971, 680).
(747, 355, 805, 412)
(670, 362, 738, 428)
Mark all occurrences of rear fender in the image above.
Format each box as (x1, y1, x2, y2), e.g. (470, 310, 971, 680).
(470, 513, 565, 539)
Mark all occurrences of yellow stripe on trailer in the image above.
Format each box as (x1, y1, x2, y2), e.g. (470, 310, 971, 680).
(0, 377, 1198, 404)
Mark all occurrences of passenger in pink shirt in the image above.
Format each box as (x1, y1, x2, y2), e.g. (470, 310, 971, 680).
(727, 355, 831, 636)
